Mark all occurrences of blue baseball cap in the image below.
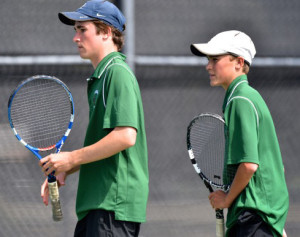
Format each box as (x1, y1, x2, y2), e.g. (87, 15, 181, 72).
(58, 0, 126, 32)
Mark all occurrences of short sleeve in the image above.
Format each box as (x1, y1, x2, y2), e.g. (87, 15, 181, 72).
(102, 64, 138, 130)
(226, 98, 259, 165)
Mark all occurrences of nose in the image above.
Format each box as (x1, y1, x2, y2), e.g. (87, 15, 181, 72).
(206, 60, 212, 71)
(73, 33, 80, 43)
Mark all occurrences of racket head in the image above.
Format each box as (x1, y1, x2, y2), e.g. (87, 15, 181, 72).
(8, 75, 74, 153)
(187, 113, 230, 191)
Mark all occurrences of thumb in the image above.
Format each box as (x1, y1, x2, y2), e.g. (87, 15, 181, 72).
(56, 172, 67, 187)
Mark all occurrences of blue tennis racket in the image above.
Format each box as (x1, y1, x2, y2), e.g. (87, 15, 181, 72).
(7, 75, 75, 221)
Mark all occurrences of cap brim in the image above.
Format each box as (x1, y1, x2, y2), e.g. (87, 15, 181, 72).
(58, 12, 96, 25)
(190, 43, 228, 57)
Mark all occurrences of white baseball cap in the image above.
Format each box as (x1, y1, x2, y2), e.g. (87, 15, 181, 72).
(191, 30, 256, 65)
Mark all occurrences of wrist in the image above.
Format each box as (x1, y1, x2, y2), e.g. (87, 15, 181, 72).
(224, 193, 234, 208)
(69, 149, 81, 168)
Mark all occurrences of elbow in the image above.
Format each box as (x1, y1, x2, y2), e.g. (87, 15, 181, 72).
(240, 162, 259, 175)
(247, 163, 259, 175)
(250, 163, 259, 173)
(117, 127, 137, 149)
(125, 133, 136, 148)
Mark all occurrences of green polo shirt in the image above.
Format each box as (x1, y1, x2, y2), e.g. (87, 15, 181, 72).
(76, 52, 149, 223)
(223, 75, 289, 236)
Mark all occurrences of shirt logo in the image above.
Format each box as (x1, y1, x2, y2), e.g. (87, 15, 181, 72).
(92, 90, 99, 109)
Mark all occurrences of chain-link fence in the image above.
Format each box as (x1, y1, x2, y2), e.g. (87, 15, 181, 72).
(1, 0, 300, 236)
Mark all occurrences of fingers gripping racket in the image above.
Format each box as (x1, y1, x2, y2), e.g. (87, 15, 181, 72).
(187, 113, 230, 237)
(8, 75, 75, 221)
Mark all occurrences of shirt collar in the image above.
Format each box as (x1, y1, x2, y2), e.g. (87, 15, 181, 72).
(222, 74, 248, 112)
(87, 52, 126, 82)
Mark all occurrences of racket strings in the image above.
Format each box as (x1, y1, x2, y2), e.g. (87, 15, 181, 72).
(189, 116, 225, 187)
(223, 164, 237, 188)
(10, 79, 72, 149)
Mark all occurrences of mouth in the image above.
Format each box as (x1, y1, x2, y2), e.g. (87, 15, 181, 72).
(207, 70, 214, 78)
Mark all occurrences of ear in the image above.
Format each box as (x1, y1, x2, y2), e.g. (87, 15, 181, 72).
(102, 26, 113, 39)
(235, 57, 245, 71)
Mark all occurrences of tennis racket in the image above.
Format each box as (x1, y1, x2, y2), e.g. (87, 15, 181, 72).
(187, 113, 231, 237)
(7, 75, 75, 221)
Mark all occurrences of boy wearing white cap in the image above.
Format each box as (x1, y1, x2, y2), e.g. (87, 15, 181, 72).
(191, 31, 289, 237)
(39, 1, 149, 236)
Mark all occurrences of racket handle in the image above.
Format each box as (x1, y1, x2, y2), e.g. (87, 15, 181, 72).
(48, 181, 63, 221)
(216, 217, 225, 237)
(216, 209, 225, 237)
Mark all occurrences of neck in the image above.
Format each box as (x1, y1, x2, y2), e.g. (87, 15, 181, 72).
(224, 72, 245, 91)
(91, 45, 118, 69)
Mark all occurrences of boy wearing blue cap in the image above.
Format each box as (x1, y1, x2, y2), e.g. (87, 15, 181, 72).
(191, 31, 289, 237)
(39, 1, 149, 237)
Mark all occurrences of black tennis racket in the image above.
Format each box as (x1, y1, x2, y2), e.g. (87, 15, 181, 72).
(8, 75, 75, 221)
(187, 113, 231, 237)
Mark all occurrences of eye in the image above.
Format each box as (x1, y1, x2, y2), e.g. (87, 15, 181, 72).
(207, 56, 219, 63)
(74, 26, 87, 33)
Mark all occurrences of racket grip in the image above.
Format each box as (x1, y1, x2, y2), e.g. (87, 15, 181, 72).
(48, 181, 63, 221)
(216, 217, 225, 237)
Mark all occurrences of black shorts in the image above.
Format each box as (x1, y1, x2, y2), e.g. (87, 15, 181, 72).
(227, 210, 273, 237)
(74, 209, 141, 237)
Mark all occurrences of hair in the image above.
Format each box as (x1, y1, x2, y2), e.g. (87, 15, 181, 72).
(229, 55, 250, 74)
(92, 21, 126, 51)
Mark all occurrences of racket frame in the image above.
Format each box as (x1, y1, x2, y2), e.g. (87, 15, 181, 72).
(187, 113, 228, 237)
(7, 75, 75, 221)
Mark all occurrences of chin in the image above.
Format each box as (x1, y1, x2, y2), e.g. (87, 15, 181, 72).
(210, 81, 217, 87)
(210, 82, 221, 88)
(79, 54, 89, 60)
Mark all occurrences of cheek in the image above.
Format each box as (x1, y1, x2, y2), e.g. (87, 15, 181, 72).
(216, 63, 231, 75)
(88, 35, 102, 48)
(212, 65, 222, 75)
(84, 37, 97, 51)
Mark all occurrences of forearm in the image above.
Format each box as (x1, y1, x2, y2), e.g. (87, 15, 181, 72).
(225, 162, 258, 207)
(70, 127, 136, 167)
